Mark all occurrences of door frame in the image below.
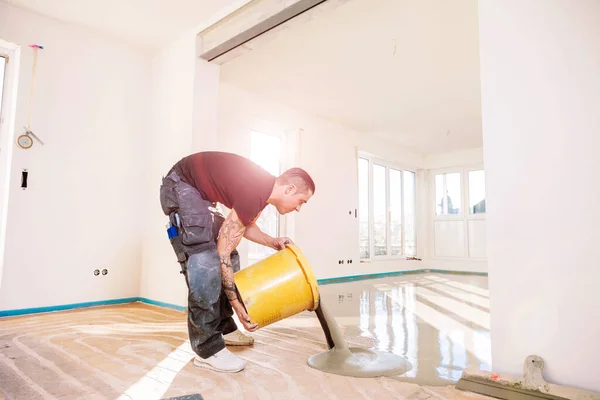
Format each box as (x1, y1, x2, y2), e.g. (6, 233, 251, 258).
(0, 40, 21, 285)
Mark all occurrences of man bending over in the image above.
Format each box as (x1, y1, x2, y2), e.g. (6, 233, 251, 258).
(159, 151, 315, 373)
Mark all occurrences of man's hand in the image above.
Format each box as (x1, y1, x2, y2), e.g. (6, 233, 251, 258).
(272, 237, 294, 250)
(230, 299, 258, 332)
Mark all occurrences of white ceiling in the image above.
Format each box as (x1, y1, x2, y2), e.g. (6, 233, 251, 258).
(219, 0, 483, 154)
(3, 0, 482, 153)
(2, 0, 240, 52)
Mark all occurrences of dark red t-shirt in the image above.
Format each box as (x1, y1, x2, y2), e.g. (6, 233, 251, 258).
(173, 151, 276, 226)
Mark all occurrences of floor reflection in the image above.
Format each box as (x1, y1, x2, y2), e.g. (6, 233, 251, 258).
(318, 273, 491, 386)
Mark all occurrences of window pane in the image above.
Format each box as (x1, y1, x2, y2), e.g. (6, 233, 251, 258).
(403, 171, 416, 256)
(469, 170, 486, 214)
(446, 173, 461, 214)
(249, 131, 281, 262)
(390, 169, 402, 256)
(435, 174, 445, 215)
(358, 158, 370, 259)
(373, 164, 387, 256)
(436, 173, 461, 215)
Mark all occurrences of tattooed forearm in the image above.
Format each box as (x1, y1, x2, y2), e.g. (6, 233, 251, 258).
(220, 255, 231, 267)
(223, 279, 237, 301)
(218, 209, 246, 303)
(220, 254, 237, 301)
(218, 212, 245, 254)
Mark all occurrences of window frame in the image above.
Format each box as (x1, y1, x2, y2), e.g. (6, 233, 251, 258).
(0, 55, 6, 114)
(0, 41, 20, 281)
(429, 164, 486, 261)
(358, 152, 418, 261)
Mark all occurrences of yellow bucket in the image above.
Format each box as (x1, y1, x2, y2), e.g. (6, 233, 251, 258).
(234, 244, 320, 329)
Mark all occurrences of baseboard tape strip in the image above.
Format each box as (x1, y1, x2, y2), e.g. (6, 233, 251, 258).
(317, 268, 487, 285)
(0, 269, 486, 317)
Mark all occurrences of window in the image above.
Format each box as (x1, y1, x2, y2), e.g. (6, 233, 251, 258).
(358, 158, 370, 258)
(249, 131, 281, 263)
(469, 170, 486, 214)
(403, 170, 416, 256)
(430, 166, 487, 260)
(358, 155, 417, 259)
(373, 164, 387, 256)
(389, 169, 402, 256)
(435, 172, 461, 215)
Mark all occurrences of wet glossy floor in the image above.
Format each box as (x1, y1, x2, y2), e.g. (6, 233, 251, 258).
(318, 273, 491, 385)
(0, 273, 492, 399)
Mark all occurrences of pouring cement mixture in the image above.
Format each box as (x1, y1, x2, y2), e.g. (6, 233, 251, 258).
(307, 300, 412, 378)
(233, 244, 410, 378)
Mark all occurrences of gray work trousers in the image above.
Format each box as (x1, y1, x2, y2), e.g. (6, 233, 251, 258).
(159, 170, 240, 359)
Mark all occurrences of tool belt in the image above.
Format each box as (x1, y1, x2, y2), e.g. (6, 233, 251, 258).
(161, 169, 226, 274)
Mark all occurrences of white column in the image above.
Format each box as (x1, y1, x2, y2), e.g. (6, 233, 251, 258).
(478, 0, 600, 392)
(192, 48, 220, 152)
(141, 33, 221, 306)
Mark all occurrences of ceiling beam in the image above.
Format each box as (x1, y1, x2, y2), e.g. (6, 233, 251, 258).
(199, 0, 327, 62)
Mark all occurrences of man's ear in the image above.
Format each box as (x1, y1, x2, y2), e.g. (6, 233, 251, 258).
(285, 184, 296, 195)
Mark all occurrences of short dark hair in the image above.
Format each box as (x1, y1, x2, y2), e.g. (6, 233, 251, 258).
(277, 168, 315, 194)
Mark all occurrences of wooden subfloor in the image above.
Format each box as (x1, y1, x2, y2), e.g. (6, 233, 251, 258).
(0, 302, 491, 400)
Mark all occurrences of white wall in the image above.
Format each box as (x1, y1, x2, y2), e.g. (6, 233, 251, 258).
(423, 147, 483, 170)
(0, 2, 148, 310)
(217, 82, 430, 280)
(479, 0, 599, 391)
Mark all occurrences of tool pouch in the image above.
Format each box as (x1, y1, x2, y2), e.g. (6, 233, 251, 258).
(179, 214, 214, 246)
(168, 212, 188, 264)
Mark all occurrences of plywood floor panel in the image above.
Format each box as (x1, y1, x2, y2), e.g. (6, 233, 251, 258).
(0, 275, 494, 400)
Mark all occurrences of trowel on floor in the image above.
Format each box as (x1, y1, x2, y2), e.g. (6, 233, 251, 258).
(456, 355, 600, 400)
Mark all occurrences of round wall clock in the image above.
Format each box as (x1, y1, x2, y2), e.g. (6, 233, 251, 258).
(16, 134, 33, 149)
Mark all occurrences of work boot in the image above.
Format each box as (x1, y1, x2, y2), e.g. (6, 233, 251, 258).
(193, 348, 246, 373)
(224, 329, 255, 346)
